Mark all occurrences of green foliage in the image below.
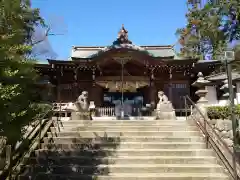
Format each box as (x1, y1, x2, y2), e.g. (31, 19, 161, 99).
(207, 105, 240, 119)
(34, 103, 53, 119)
(176, 0, 240, 60)
(0, 0, 47, 146)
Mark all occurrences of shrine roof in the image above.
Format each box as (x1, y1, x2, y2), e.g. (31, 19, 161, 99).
(206, 71, 240, 81)
(45, 58, 220, 66)
(71, 45, 176, 59)
(70, 24, 177, 59)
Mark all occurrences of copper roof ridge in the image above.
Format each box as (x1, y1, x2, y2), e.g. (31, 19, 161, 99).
(72, 45, 174, 49)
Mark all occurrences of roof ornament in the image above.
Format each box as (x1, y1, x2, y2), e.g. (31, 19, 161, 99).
(114, 24, 132, 45)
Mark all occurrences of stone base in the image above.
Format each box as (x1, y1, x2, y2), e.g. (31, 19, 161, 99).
(155, 102, 176, 120)
(91, 116, 156, 121)
(71, 111, 91, 120)
(155, 110, 176, 120)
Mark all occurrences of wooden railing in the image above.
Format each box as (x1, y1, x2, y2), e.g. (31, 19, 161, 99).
(0, 107, 58, 180)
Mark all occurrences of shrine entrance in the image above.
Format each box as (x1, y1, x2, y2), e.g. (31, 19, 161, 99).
(96, 77, 149, 117)
(103, 92, 144, 117)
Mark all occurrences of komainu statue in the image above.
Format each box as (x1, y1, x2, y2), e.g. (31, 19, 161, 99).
(76, 91, 89, 111)
(156, 91, 170, 107)
(72, 91, 90, 120)
(156, 91, 176, 120)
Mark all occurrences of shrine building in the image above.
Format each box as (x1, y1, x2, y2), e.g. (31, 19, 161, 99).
(35, 25, 221, 116)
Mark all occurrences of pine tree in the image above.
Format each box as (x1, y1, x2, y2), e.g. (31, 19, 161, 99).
(0, 0, 47, 146)
(176, 0, 240, 60)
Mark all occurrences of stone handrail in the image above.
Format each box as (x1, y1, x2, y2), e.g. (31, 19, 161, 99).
(184, 95, 240, 180)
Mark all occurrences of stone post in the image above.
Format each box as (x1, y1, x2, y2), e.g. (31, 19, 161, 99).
(235, 81, 240, 104)
(192, 72, 210, 119)
(219, 79, 235, 106)
(206, 85, 218, 106)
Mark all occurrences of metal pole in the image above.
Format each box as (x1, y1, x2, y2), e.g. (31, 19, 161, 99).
(121, 59, 124, 119)
(225, 59, 238, 180)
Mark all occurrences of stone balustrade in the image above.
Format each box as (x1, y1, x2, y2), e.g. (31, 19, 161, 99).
(191, 72, 234, 148)
(208, 118, 233, 147)
(96, 107, 115, 117)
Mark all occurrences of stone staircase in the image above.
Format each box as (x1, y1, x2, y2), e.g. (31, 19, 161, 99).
(19, 120, 231, 180)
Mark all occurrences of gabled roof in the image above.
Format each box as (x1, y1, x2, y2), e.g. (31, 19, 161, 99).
(206, 71, 240, 81)
(71, 25, 176, 59)
(71, 45, 176, 59)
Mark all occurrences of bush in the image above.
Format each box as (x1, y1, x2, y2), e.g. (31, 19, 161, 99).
(207, 105, 240, 119)
(34, 103, 53, 119)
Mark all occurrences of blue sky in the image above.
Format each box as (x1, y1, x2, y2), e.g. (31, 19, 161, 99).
(32, 0, 188, 61)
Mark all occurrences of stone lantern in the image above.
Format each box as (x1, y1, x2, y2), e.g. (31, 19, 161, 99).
(192, 72, 210, 105)
(191, 72, 210, 119)
(219, 79, 236, 106)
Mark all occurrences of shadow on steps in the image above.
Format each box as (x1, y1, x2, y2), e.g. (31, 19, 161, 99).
(19, 132, 121, 180)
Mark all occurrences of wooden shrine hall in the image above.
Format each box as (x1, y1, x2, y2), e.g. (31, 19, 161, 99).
(35, 25, 221, 114)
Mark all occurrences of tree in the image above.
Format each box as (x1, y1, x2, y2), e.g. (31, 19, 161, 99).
(176, 0, 240, 60)
(31, 15, 67, 60)
(0, 0, 46, 146)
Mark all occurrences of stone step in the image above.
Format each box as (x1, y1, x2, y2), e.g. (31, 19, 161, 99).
(18, 173, 230, 180)
(41, 142, 206, 150)
(44, 136, 205, 144)
(48, 131, 200, 137)
(23, 164, 225, 174)
(25, 156, 218, 165)
(55, 125, 198, 131)
(61, 120, 190, 126)
(35, 149, 214, 157)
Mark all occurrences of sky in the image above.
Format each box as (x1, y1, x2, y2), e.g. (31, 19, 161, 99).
(32, 0, 188, 61)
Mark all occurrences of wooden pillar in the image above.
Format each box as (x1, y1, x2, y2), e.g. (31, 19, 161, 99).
(168, 67, 173, 102)
(89, 68, 103, 107)
(90, 85, 103, 107)
(57, 72, 62, 103)
(149, 68, 156, 107)
(74, 66, 79, 100)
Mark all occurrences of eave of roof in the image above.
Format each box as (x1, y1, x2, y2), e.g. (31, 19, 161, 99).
(72, 44, 176, 59)
(72, 45, 174, 49)
(206, 71, 240, 81)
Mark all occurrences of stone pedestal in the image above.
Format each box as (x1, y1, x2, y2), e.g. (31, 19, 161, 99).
(206, 86, 218, 105)
(155, 91, 176, 120)
(156, 103, 176, 120)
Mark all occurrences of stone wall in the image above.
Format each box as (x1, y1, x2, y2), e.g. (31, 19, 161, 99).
(208, 118, 233, 147)
(191, 107, 233, 148)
